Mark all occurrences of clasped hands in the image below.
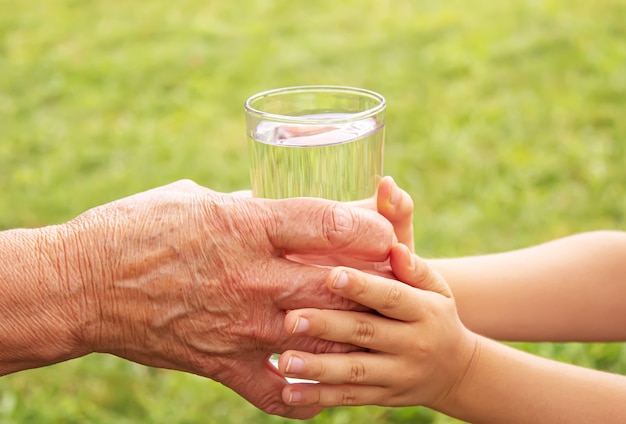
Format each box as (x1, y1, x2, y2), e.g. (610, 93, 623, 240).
(43, 177, 473, 420)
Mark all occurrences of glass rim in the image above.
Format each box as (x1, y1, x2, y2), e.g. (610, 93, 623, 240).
(244, 85, 386, 124)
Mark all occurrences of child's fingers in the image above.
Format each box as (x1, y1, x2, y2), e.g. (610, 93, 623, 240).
(376, 176, 415, 252)
(282, 382, 391, 407)
(390, 244, 452, 298)
(324, 267, 424, 321)
(277, 351, 396, 387)
(283, 307, 410, 351)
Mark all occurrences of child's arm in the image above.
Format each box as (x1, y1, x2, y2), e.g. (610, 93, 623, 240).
(277, 244, 626, 423)
(376, 178, 626, 341)
(429, 231, 626, 341)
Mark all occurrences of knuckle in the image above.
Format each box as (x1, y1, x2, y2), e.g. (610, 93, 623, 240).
(174, 178, 198, 187)
(348, 360, 367, 383)
(381, 283, 403, 310)
(340, 389, 358, 406)
(353, 319, 376, 345)
(321, 204, 355, 248)
(409, 336, 434, 359)
(258, 392, 290, 416)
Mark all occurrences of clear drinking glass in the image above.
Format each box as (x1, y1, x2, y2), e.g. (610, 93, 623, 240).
(245, 86, 386, 203)
(245, 86, 386, 382)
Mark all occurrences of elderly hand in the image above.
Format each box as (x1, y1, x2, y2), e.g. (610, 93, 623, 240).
(278, 176, 415, 276)
(1, 180, 393, 419)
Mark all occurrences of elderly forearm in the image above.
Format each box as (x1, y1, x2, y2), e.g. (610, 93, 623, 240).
(428, 231, 626, 341)
(0, 226, 87, 375)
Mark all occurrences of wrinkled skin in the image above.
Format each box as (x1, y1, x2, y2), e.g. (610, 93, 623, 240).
(58, 180, 394, 419)
(237, 176, 415, 278)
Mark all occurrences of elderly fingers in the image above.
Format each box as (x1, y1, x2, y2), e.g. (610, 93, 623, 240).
(267, 199, 393, 261)
(219, 358, 323, 419)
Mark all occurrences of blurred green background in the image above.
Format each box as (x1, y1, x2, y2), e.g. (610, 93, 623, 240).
(1, 0, 625, 422)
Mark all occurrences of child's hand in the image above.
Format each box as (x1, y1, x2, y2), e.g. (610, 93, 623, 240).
(277, 244, 479, 409)
(376, 176, 414, 252)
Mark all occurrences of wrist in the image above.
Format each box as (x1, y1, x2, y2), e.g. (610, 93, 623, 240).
(0, 225, 90, 375)
(428, 331, 485, 420)
(36, 224, 94, 361)
(56, 215, 114, 355)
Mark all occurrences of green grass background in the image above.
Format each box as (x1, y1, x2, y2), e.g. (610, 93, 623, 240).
(1, 0, 625, 422)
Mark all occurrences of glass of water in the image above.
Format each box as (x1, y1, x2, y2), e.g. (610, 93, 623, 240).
(245, 86, 386, 382)
(245, 86, 386, 203)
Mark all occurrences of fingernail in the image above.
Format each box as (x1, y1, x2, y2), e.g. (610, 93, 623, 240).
(291, 316, 310, 334)
(288, 390, 302, 404)
(285, 356, 305, 374)
(332, 271, 349, 289)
